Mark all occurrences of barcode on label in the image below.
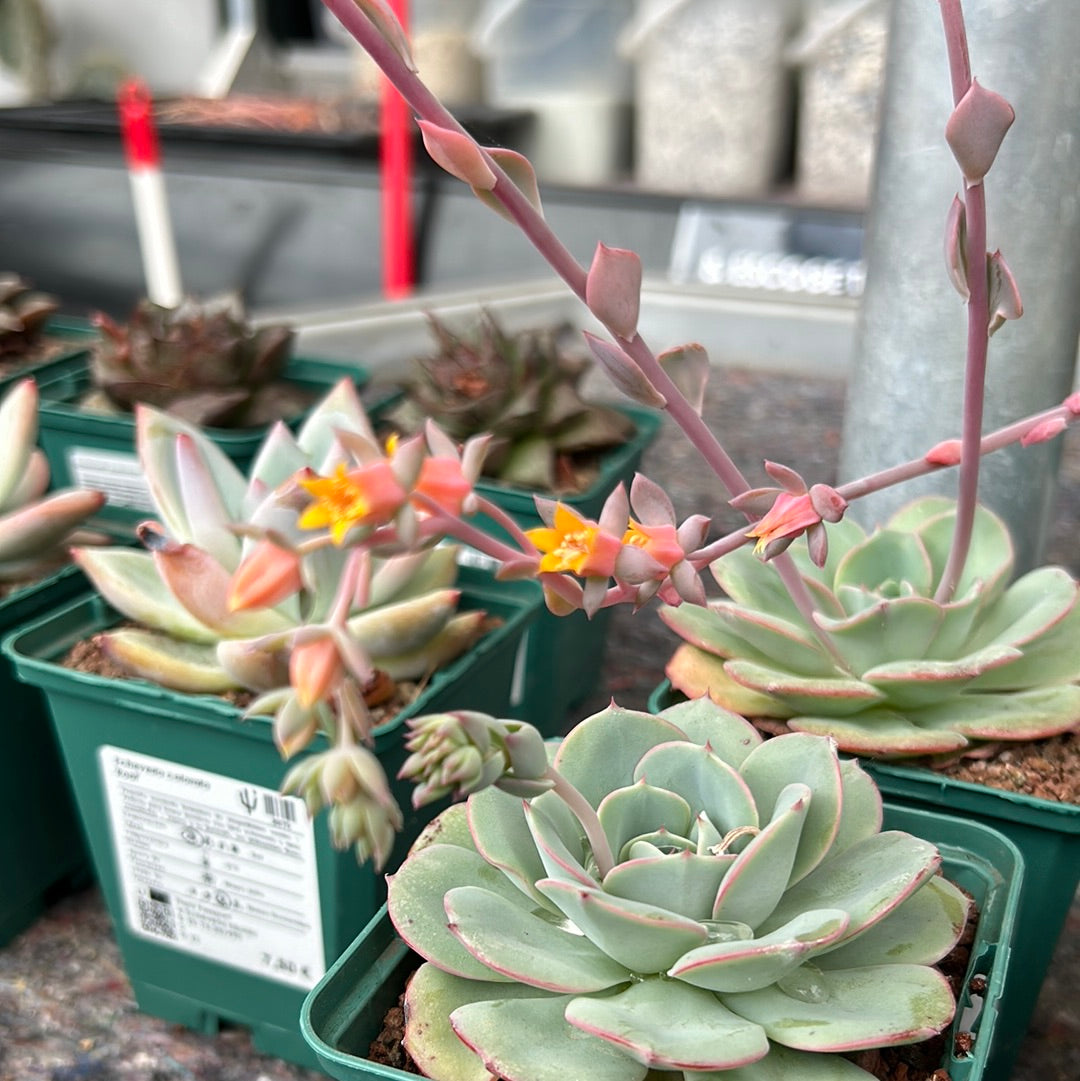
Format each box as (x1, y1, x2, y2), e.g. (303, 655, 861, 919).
(138, 890, 177, 940)
(263, 794, 296, 821)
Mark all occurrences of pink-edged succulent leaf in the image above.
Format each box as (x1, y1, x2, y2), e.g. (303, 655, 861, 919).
(671, 907, 849, 994)
(631, 741, 759, 840)
(150, 536, 291, 638)
(817, 876, 968, 970)
(986, 249, 1023, 336)
(656, 696, 765, 768)
(709, 785, 812, 926)
(909, 685, 1080, 741)
(945, 78, 1015, 183)
(944, 194, 970, 299)
(404, 963, 556, 1081)
(664, 646, 792, 718)
(738, 734, 844, 885)
(451, 992, 647, 1081)
(758, 830, 941, 943)
(444, 885, 627, 992)
(564, 978, 770, 1072)
(387, 840, 523, 981)
(859, 644, 1023, 709)
(602, 849, 734, 924)
(586, 243, 643, 339)
(721, 963, 956, 1053)
(788, 711, 971, 756)
(537, 877, 707, 973)
(97, 628, 239, 694)
(523, 800, 595, 889)
(660, 601, 836, 677)
(418, 120, 497, 190)
(724, 658, 886, 716)
(0, 488, 105, 564)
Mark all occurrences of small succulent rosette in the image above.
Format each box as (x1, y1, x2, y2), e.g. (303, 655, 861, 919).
(387, 698, 968, 1081)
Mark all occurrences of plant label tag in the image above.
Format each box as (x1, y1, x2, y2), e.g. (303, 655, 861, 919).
(68, 447, 155, 510)
(669, 202, 866, 297)
(98, 746, 326, 988)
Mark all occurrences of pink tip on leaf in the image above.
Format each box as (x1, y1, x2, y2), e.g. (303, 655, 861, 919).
(762, 461, 808, 494)
(945, 79, 1015, 184)
(585, 243, 643, 339)
(925, 439, 963, 467)
(986, 250, 1023, 337)
(1021, 416, 1067, 447)
(582, 331, 666, 408)
(944, 195, 970, 300)
(417, 120, 496, 190)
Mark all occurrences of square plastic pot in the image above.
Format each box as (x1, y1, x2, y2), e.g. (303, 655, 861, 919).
(647, 679, 1073, 1081)
(31, 347, 368, 527)
(2, 567, 541, 1070)
(0, 564, 93, 946)
(298, 805, 1023, 1081)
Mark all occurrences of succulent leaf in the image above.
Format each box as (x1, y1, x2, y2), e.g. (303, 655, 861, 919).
(565, 978, 770, 1071)
(444, 885, 628, 992)
(722, 963, 956, 1053)
(98, 629, 239, 693)
(451, 992, 645, 1081)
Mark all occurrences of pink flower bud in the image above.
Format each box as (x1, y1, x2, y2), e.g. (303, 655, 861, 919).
(925, 440, 963, 466)
(1020, 417, 1067, 447)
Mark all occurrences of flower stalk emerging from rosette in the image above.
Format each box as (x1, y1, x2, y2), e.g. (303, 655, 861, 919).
(386, 696, 968, 1081)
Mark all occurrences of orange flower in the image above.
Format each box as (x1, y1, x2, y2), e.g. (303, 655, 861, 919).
(525, 503, 622, 579)
(299, 461, 407, 544)
(623, 519, 684, 571)
(228, 539, 303, 612)
(290, 636, 343, 709)
(745, 491, 821, 556)
(412, 456, 473, 516)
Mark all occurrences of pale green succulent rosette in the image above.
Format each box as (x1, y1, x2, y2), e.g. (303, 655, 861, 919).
(662, 497, 1080, 757)
(387, 699, 967, 1081)
(71, 378, 480, 694)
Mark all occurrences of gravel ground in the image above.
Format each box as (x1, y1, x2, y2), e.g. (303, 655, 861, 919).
(1, 366, 1076, 1080)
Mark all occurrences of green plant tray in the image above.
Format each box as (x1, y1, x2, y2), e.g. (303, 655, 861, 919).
(647, 679, 1072, 1081)
(299, 805, 1022, 1081)
(31, 347, 369, 526)
(0, 316, 98, 393)
(0, 564, 94, 946)
(2, 567, 541, 1070)
(461, 403, 662, 727)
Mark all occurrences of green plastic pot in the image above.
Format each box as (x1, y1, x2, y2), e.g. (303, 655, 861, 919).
(647, 679, 1073, 1081)
(299, 804, 1022, 1081)
(0, 316, 97, 393)
(460, 403, 662, 728)
(2, 567, 541, 1070)
(31, 348, 369, 527)
(0, 564, 93, 946)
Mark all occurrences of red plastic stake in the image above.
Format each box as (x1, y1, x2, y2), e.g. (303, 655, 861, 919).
(380, 0, 415, 299)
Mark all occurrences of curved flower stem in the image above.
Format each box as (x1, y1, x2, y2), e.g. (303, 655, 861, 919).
(543, 766, 615, 879)
(411, 492, 537, 564)
(934, 0, 989, 603)
(471, 495, 538, 554)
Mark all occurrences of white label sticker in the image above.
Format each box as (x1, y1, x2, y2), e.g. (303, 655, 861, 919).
(68, 447, 155, 510)
(99, 747, 326, 989)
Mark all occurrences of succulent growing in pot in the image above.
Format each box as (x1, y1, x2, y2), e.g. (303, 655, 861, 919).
(380, 310, 637, 493)
(661, 494, 1080, 757)
(0, 377, 106, 583)
(86, 292, 301, 427)
(386, 697, 968, 1081)
(0, 273, 60, 363)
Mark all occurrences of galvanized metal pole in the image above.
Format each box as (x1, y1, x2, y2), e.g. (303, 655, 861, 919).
(838, 0, 1080, 573)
